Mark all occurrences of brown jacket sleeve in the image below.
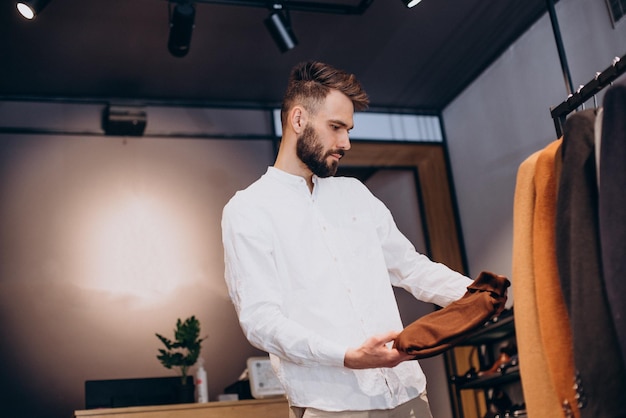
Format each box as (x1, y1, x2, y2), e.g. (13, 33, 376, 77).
(393, 271, 510, 359)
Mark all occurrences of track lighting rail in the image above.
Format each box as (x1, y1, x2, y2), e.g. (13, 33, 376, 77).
(182, 0, 374, 15)
(17, 0, 376, 56)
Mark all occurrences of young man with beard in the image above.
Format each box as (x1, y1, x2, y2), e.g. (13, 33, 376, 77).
(221, 61, 473, 418)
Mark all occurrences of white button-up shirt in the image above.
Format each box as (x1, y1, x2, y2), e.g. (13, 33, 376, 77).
(222, 167, 472, 411)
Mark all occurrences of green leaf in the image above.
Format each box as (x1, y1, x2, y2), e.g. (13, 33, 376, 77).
(155, 315, 207, 379)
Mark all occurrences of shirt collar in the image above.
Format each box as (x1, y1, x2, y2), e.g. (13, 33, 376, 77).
(267, 166, 320, 194)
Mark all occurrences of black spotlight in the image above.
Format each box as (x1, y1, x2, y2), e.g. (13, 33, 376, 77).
(264, 9, 298, 53)
(168, 2, 196, 57)
(16, 0, 51, 19)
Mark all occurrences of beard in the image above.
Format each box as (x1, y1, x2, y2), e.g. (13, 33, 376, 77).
(296, 124, 344, 178)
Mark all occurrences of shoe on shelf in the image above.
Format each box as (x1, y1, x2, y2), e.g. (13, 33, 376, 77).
(497, 354, 519, 374)
(478, 352, 511, 377)
(478, 341, 517, 377)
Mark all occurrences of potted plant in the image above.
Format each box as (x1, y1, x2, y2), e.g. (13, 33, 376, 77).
(156, 315, 206, 384)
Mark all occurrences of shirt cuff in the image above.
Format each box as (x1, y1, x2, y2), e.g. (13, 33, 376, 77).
(316, 339, 350, 368)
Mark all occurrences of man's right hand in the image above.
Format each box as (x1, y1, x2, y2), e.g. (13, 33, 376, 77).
(344, 331, 414, 369)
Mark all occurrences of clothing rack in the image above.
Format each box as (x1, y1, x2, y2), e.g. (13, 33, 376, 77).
(550, 53, 626, 138)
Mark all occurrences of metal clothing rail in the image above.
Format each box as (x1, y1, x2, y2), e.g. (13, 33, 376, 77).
(550, 53, 626, 138)
(547, 0, 574, 97)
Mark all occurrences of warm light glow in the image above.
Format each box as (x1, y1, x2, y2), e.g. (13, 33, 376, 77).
(79, 193, 199, 303)
(16, 3, 35, 19)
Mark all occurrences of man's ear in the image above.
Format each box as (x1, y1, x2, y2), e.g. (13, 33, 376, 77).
(289, 106, 307, 134)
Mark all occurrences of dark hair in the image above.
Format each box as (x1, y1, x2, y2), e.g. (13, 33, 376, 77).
(280, 61, 369, 127)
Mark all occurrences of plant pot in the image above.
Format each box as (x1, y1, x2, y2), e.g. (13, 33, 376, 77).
(173, 376, 196, 404)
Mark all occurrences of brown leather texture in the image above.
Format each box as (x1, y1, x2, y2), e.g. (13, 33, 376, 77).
(393, 271, 510, 359)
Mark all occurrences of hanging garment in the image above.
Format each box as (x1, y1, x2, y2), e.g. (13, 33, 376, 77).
(594, 107, 603, 187)
(532, 138, 579, 417)
(394, 271, 509, 358)
(598, 81, 626, 369)
(512, 150, 564, 418)
(555, 108, 626, 418)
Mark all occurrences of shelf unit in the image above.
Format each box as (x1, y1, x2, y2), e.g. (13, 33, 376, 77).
(446, 311, 525, 418)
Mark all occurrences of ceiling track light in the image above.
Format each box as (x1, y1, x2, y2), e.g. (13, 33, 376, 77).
(264, 5, 298, 53)
(16, 0, 51, 19)
(168, 1, 196, 57)
(401, 0, 423, 8)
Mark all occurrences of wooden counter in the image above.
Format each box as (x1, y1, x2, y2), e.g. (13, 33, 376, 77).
(74, 397, 289, 418)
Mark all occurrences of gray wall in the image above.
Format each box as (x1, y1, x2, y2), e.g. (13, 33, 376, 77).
(444, 0, 626, 285)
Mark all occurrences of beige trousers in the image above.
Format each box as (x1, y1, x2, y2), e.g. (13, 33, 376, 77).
(289, 392, 433, 418)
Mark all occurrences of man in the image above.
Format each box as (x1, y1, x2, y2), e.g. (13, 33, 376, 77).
(221, 61, 473, 418)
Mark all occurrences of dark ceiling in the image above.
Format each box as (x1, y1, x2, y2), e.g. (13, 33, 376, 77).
(0, 0, 551, 112)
